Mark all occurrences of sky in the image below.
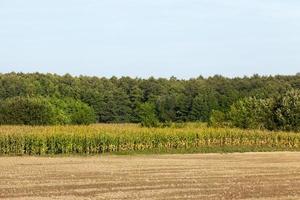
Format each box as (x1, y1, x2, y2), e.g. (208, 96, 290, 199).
(0, 0, 300, 79)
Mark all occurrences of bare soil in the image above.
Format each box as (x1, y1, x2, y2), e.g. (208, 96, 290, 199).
(0, 152, 300, 200)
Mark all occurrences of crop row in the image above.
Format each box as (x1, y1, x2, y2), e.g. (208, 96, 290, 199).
(0, 124, 299, 155)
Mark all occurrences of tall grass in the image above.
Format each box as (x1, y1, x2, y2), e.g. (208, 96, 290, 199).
(0, 123, 299, 155)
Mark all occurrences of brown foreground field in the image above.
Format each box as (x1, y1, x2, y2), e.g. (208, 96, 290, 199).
(0, 152, 300, 200)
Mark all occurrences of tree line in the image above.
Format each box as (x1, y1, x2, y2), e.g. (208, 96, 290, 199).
(0, 72, 299, 130)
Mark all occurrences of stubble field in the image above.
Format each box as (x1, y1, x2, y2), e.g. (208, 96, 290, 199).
(0, 152, 300, 200)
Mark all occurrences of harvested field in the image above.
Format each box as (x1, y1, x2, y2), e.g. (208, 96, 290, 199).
(0, 152, 300, 200)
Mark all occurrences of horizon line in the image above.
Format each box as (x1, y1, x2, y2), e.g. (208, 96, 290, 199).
(0, 71, 300, 80)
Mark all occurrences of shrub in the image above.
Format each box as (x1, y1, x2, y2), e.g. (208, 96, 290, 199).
(64, 98, 96, 125)
(228, 97, 272, 129)
(208, 110, 227, 127)
(0, 97, 58, 125)
(137, 102, 159, 127)
(0, 97, 96, 125)
(226, 89, 300, 131)
(270, 89, 300, 131)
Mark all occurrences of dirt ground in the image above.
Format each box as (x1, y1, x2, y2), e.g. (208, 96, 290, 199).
(0, 152, 299, 200)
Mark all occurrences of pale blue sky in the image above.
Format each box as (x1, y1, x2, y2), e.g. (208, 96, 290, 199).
(1, 0, 300, 78)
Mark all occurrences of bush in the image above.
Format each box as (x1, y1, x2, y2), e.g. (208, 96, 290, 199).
(270, 89, 300, 131)
(208, 110, 227, 127)
(63, 98, 96, 125)
(137, 102, 159, 127)
(0, 97, 96, 125)
(0, 97, 58, 125)
(48, 98, 96, 125)
(226, 89, 300, 131)
(228, 97, 272, 129)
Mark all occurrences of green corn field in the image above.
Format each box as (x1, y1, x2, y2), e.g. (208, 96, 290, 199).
(0, 123, 299, 155)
